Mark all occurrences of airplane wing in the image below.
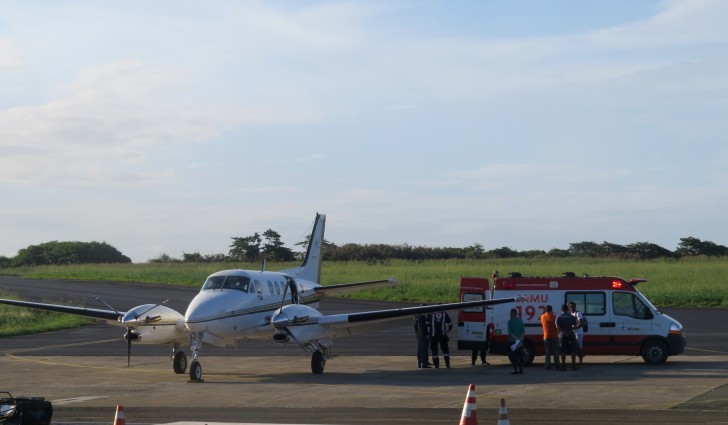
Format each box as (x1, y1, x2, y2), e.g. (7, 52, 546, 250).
(0, 298, 123, 324)
(314, 278, 399, 296)
(316, 296, 519, 336)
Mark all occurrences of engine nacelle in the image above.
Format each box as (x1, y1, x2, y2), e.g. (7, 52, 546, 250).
(270, 304, 333, 345)
(121, 304, 187, 344)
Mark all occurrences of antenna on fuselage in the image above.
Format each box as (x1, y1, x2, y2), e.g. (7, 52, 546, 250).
(261, 258, 266, 272)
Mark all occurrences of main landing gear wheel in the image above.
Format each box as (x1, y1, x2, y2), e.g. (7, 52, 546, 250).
(173, 351, 187, 374)
(189, 360, 203, 382)
(311, 350, 326, 374)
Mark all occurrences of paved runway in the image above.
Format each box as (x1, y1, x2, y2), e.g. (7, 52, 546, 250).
(1, 277, 728, 424)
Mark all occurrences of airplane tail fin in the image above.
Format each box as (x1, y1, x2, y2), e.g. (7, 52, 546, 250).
(281, 213, 325, 284)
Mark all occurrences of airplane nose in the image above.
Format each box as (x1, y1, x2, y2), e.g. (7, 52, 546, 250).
(184, 314, 204, 333)
(185, 291, 225, 332)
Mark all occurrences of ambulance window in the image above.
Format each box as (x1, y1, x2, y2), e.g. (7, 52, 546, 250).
(565, 292, 606, 316)
(613, 292, 650, 319)
(202, 276, 225, 290)
(223, 276, 250, 292)
(461, 293, 484, 313)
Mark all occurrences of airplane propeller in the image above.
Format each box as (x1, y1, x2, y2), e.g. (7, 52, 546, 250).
(274, 282, 293, 340)
(122, 301, 168, 367)
(279, 282, 290, 310)
(94, 295, 134, 367)
(134, 300, 169, 320)
(94, 296, 169, 367)
(270, 310, 302, 345)
(125, 329, 133, 366)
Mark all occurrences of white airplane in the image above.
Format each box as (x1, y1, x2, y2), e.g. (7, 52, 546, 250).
(0, 214, 519, 381)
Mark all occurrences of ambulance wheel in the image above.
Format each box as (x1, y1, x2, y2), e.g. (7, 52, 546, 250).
(189, 360, 203, 381)
(522, 341, 535, 366)
(641, 340, 668, 364)
(311, 350, 326, 374)
(173, 351, 187, 374)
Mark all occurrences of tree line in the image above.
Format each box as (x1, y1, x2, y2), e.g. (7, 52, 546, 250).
(149, 235, 728, 264)
(0, 241, 131, 267)
(2, 235, 726, 268)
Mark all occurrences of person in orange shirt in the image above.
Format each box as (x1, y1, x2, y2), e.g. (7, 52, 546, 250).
(540, 305, 560, 370)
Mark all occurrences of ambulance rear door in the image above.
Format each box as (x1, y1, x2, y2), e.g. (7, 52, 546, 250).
(457, 277, 490, 351)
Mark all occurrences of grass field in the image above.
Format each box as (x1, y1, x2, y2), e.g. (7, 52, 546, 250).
(1, 257, 725, 337)
(0, 293, 95, 337)
(4, 256, 728, 307)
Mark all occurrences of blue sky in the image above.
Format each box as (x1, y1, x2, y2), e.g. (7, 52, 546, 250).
(1, 0, 726, 263)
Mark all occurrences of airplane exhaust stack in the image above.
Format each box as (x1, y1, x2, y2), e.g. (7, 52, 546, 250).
(458, 384, 477, 425)
(113, 405, 126, 425)
(272, 333, 290, 343)
(497, 398, 510, 425)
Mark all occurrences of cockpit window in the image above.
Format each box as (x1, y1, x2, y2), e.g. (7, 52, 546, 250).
(202, 276, 225, 290)
(223, 276, 250, 292)
(202, 275, 250, 291)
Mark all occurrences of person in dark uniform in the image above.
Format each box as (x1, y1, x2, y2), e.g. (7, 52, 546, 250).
(414, 310, 430, 368)
(471, 347, 489, 366)
(426, 310, 453, 368)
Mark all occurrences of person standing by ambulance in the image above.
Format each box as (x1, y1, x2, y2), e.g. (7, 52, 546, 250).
(556, 304, 578, 371)
(426, 310, 453, 368)
(471, 348, 488, 366)
(540, 305, 560, 370)
(507, 308, 525, 374)
(568, 301, 585, 368)
(414, 310, 430, 368)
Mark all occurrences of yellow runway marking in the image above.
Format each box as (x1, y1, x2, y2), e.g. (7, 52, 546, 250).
(4, 353, 168, 374)
(1, 338, 120, 354)
(3, 353, 263, 382)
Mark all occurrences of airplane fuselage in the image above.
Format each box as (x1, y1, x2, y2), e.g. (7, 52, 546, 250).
(183, 270, 323, 346)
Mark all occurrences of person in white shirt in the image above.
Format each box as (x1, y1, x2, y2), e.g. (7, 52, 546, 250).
(568, 301, 585, 368)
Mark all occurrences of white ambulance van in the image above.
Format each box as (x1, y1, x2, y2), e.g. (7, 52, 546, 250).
(466, 272, 685, 365)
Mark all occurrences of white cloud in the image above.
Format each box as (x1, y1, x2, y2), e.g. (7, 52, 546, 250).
(2, 0, 727, 262)
(0, 38, 23, 69)
(586, 0, 728, 49)
(0, 60, 323, 187)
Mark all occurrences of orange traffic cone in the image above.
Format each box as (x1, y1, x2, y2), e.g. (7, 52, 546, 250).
(458, 384, 477, 425)
(113, 405, 126, 425)
(497, 398, 510, 425)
